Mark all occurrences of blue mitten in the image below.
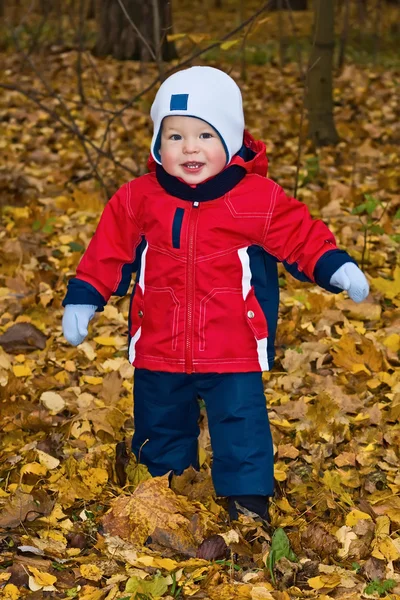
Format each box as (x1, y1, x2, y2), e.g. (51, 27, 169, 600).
(329, 263, 369, 303)
(62, 304, 97, 346)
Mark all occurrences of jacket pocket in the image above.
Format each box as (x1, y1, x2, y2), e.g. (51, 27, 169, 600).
(129, 284, 144, 337)
(172, 207, 185, 249)
(244, 286, 268, 339)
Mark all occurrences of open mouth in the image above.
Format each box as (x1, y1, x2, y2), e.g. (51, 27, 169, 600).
(181, 162, 205, 172)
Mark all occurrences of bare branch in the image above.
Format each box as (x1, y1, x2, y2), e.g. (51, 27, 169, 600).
(116, 0, 157, 61)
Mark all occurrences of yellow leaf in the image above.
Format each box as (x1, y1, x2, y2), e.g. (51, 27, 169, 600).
(220, 39, 239, 50)
(351, 363, 370, 374)
(187, 34, 210, 44)
(198, 446, 207, 467)
(269, 418, 295, 431)
(28, 567, 57, 586)
(2, 584, 20, 600)
(367, 378, 381, 389)
(322, 470, 343, 495)
(76, 585, 106, 600)
(370, 265, 400, 299)
(59, 235, 74, 244)
(274, 463, 288, 482)
(126, 461, 152, 489)
(345, 509, 372, 527)
(372, 537, 400, 561)
(376, 515, 390, 536)
(12, 365, 32, 377)
(80, 564, 103, 581)
(20, 462, 48, 476)
(0, 573, 12, 583)
(82, 375, 103, 385)
(166, 33, 187, 41)
(308, 573, 341, 590)
(93, 336, 125, 347)
(54, 370, 69, 384)
(136, 556, 178, 571)
(383, 333, 400, 353)
(79, 467, 108, 496)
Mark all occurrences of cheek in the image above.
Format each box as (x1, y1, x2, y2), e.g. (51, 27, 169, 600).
(160, 148, 178, 170)
(210, 148, 227, 170)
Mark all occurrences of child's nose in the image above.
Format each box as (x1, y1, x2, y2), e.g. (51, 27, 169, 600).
(183, 139, 199, 154)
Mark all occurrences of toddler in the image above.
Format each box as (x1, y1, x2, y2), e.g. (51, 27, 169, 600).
(63, 67, 369, 521)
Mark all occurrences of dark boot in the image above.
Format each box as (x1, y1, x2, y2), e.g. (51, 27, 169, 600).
(228, 495, 270, 522)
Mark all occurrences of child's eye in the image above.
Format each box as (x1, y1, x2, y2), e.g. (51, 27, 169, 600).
(200, 133, 213, 139)
(169, 134, 181, 140)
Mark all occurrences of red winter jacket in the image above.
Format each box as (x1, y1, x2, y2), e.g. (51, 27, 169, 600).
(64, 133, 353, 373)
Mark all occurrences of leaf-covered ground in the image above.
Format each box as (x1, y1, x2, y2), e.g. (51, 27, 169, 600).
(1, 26, 400, 600)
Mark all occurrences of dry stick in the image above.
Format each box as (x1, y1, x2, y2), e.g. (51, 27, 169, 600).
(76, 0, 86, 105)
(293, 56, 321, 199)
(284, 0, 304, 77)
(26, 7, 50, 57)
(109, 0, 274, 127)
(83, 51, 139, 172)
(151, 0, 165, 78)
(116, 0, 157, 62)
(277, 0, 285, 71)
(0, 83, 138, 179)
(292, 0, 322, 198)
(5, 0, 273, 192)
(9, 27, 111, 194)
(235, 15, 256, 81)
(95, 0, 275, 163)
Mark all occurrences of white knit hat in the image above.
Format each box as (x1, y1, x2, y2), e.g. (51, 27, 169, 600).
(150, 66, 245, 165)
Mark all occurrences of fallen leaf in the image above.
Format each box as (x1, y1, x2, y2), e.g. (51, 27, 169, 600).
(40, 391, 66, 413)
(0, 323, 47, 353)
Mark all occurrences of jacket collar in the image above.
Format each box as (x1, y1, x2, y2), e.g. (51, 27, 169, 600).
(148, 131, 268, 202)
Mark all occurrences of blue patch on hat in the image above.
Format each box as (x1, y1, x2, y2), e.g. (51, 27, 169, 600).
(170, 94, 188, 110)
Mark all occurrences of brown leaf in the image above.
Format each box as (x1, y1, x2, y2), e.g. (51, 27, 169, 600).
(115, 440, 129, 486)
(196, 534, 228, 560)
(362, 556, 386, 581)
(332, 334, 385, 374)
(171, 466, 215, 503)
(301, 522, 339, 559)
(0, 323, 47, 353)
(0, 489, 54, 528)
(101, 475, 205, 556)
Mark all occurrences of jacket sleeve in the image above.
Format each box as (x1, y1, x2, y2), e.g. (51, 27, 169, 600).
(261, 184, 357, 288)
(63, 182, 143, 308)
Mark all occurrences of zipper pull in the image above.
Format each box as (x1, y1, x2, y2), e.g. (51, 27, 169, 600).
(193, 201, 199, 207)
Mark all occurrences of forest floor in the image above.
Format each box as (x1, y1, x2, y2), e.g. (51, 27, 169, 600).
(0, 3, 400, 599)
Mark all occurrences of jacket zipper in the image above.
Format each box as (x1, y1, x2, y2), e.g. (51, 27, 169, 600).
(185, 201, 200, 373)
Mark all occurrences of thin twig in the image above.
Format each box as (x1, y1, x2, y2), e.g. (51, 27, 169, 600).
(76, 0, 86, 104)
(110, 0, 275, 125)
(293, 56, 320, 198)
(116, 0, 157, 61)
(0, 82, 138, 178)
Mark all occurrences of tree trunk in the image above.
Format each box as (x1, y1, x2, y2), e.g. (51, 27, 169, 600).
(306, 0, 339, 146)
(270, 0, 307, 9)
(95, 0, 177, 61)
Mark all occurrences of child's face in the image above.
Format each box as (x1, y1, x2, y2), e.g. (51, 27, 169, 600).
(159, 116, 227, 184)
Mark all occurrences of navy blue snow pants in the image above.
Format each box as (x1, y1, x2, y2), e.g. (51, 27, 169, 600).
(131, 369, 274, 497)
